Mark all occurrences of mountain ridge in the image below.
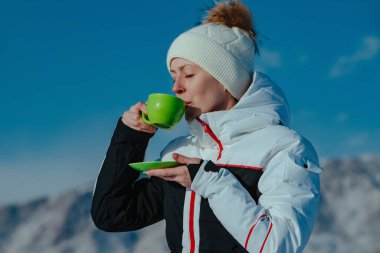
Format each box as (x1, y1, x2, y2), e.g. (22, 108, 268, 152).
(1, 154, 379, 253)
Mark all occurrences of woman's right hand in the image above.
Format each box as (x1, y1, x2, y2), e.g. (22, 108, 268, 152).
(121, 102, 157, 134)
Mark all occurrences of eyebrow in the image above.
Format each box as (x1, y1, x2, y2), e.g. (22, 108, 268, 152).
(170, 64, 195, 73)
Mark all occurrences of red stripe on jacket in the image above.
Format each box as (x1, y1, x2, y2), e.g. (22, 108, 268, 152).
(215, 163, 263, 171)
(189, 191, 197, 253)
(196, 118, 224, 160)
(244, 214, 267, 249)
(259, 222, 273, 253)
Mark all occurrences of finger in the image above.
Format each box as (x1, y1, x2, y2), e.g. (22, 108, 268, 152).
(123, 115, 156, 133)
(122, 113, 141, 126)
(122, 114, 137, 128)
(140, 103, 148, 114)
(146, 168, 177, 177)
(123, 111, 140, 121)
(144, 124, 157, 133)
(156, 175, 177, 181)
(129, 102, 146, 113)
(172, 153, 190, 164)
(126, 111, 156, 131)
(122, 105, 144, 127)
(172, 153, 200, 165)
(135, 117, 157, 133)
(146, 167, 191, 187)
(147, 166, 188, 178)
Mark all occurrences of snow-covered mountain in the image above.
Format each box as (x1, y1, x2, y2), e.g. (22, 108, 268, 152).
(0, 185, 169, 253)
(0, 154, 379, 253)
(304, 154, 380, 253)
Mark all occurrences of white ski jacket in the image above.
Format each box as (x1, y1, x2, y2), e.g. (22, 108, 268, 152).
(160, 71, 323, 253)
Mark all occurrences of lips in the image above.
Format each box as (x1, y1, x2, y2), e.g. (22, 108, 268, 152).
(185, 101, 192, 106)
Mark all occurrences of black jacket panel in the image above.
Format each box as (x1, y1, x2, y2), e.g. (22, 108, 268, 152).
(162, 181, 186, 252)
(91, 118, 164, 232)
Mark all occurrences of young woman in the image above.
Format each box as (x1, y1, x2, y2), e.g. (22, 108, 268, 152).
(91, 1, 322, 252)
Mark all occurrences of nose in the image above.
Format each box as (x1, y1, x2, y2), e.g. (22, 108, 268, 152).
(172, 78, 186, 95)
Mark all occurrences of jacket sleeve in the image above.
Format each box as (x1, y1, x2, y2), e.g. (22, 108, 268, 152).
(189, 134, 322, 253)
(91, 117, 165, 232)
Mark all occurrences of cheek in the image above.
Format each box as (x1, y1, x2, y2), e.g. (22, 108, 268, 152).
(196, 87, 226, 112)
(187, 74, 227, 112)
(188, 81, 207, 102)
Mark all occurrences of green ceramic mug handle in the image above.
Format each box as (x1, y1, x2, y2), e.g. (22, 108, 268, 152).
(141, 112, 153, 126)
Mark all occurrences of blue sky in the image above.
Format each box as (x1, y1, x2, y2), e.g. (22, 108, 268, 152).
(1, 0, 379, 204)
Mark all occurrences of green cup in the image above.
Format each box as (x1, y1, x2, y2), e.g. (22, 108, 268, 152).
(142, 93, 185, 129)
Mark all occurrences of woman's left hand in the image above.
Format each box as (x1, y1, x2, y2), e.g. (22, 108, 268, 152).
(146, 153, 201, 187)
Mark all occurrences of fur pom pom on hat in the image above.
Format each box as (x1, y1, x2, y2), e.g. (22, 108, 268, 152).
(167, 1, 257, 99)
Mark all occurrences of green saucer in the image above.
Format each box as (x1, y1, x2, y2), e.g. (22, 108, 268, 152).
(129, 161, 180, 172)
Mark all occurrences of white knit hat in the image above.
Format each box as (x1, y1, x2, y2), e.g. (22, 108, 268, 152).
(167, 23, 255, 99)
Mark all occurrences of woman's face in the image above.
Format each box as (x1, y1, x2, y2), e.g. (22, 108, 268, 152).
(170, 58, 236, 121)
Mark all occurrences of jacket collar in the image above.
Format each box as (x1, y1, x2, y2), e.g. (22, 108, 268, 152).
(187, 71, 290, 151)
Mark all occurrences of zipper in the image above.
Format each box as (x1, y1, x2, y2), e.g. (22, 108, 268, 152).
(196, 117, 223, 160)
(187, 118, 223, 253)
